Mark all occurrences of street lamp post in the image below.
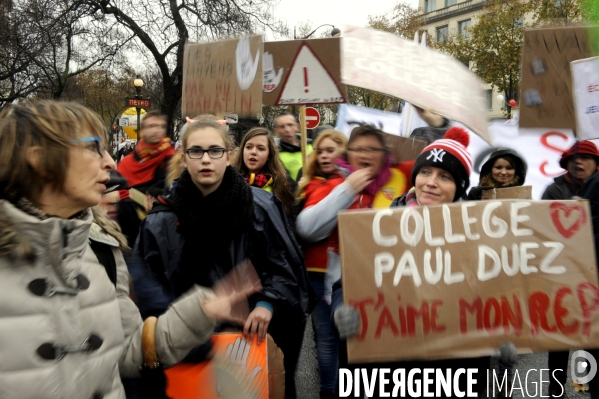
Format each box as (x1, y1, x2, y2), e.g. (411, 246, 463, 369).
(133, 76, 144, 142)
(294, 24, 341, 40)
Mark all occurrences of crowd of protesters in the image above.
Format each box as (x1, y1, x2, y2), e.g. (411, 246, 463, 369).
(1, 99, 599, 399)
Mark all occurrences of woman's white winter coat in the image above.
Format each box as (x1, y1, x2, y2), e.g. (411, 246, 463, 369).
(0, 200, 217, 399)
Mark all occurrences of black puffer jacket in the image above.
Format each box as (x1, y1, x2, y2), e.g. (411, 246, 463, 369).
(132, 168, 316, 320)
(467, 148, 527, 201)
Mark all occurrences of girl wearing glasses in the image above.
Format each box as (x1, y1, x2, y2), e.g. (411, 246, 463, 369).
(133, 120, 315, 399)
(0, 101, 258, 399)
(232, 127, 295, 215)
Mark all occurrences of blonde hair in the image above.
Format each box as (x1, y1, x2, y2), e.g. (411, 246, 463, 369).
(166, 152, 184, 187)
(0, 101, 107, 203)
(296, 129, 347, 198)
(91, 207, 130, 251)
(181, 120, 230, 151)
(232, 127, 294, 214)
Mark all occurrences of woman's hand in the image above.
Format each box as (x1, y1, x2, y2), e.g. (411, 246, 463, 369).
(346, 168, 373, 193)
(243, 306, 273, 344)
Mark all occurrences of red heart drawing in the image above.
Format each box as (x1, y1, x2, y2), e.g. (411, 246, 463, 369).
(549, 202, 587, 239)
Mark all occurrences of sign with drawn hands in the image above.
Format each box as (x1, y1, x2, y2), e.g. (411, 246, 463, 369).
(182, 36, 263, 118)
(262, 38, 346, 106)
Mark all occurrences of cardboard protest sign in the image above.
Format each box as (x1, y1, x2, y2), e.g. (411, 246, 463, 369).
(262, 38, 346, 106)
(165, 333, 277, 399)
(519, 27, 594, 129)
(182, 36, 263, 118)
(481, 186, 533, 200)
(341, 26, 491, 144)
(571, 57, 599, 140)
(384, 133, 427, 162)
(338, 200, 599, 363)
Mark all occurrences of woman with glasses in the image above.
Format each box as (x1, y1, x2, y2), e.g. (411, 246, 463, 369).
(296, 125, 409, 291)
(231, 127, 295, 215)
(133, 119, 315, 399)
(0, 101, 259, 399)
(295, 126, 409, 398)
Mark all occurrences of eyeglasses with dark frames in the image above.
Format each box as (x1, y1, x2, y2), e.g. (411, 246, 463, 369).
(185, 147, 227, 159)
(70, 136, 106, 157)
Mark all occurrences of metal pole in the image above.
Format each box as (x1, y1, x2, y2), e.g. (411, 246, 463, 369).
(136, 107, 141, 142)
(135, 85, 141, 142)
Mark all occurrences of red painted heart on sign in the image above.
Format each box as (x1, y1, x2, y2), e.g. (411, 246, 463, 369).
(549, 202, 587, 239)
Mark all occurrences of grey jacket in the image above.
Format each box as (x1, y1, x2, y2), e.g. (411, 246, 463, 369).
(0, 200, 217, 399)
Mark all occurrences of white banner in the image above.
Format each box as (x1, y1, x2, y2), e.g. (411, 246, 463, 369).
(341, 25, 491, 144)
(335, 104, 578, 199)
(571, 57, 599, 140)
(335, 104, 427, 138)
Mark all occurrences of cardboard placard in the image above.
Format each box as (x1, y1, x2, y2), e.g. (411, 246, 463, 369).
(383, 133, 427, 162)
(262, 38, 346, 106)
(341, 26, 491, 144)
(519, 27, 594, 129)
(338, 200, 599, 363)
(481, 186, 533, 200)
(165, 333, 279, 399)
(571, 56, 599, 140)
(182, 36, 263, 118)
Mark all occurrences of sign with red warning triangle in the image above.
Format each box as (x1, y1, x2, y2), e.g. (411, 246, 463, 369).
(262, 38, 347, 106)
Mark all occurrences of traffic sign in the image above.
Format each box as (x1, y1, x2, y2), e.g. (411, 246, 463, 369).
(126, 98, 151, 108)
(119, 118, 128, 127)
(262, 38, 347, 106)
(277, 44, 344, 105)
(305, 107, 321, 129)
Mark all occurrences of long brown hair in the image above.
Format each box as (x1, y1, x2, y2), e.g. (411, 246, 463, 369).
(296, 129, 347, 198)
(232, 127, 294, 214)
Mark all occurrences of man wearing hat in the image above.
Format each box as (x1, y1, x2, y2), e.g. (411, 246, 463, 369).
(542, 140, 599, 200)
(542, 140, 599, 398)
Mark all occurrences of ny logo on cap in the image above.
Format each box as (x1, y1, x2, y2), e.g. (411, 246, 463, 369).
(427, 148, 446, 163)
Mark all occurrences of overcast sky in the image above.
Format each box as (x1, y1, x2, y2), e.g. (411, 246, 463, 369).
(271, 0, 419, 39)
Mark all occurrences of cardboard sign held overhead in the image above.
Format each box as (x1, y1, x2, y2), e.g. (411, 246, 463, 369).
(520, 27, 595, 129)
(571, 56, 599, 140)
(338, 200, 599, 363)
(262, 38, 347, 106)
(182, 36, 263, 118)
(341, 25, 491, 144)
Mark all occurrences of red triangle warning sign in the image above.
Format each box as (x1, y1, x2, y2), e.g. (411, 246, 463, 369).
(276, 44, 346, 105)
